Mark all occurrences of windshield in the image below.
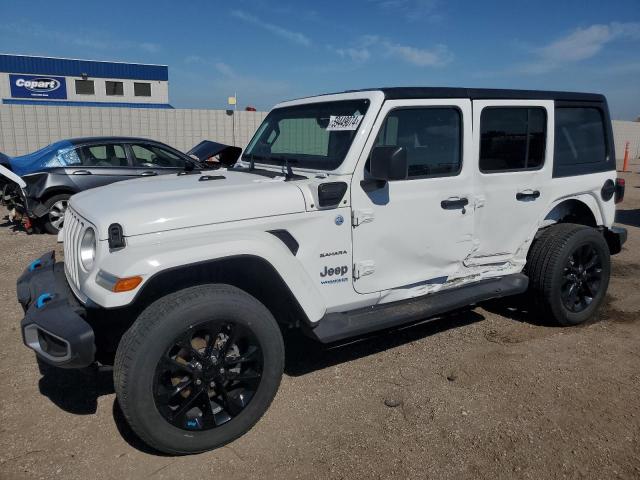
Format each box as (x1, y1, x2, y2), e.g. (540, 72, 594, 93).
(242, 99, 370, 170)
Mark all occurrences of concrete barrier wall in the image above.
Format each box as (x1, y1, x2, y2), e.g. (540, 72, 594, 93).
(0, 104, 267, 156)
(1, 104, 639, 168)
(612, 120, 640, 169)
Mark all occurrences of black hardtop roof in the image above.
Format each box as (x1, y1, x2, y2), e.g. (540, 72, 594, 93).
(326, 87, 606, 103)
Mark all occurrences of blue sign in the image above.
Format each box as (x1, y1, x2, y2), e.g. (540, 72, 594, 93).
(9, 74, 67, 99)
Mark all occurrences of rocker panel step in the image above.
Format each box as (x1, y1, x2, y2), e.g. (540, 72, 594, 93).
(307, 273, 528, 343)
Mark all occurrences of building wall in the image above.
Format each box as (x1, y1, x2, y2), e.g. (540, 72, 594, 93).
(1, 104, 638, 168)
(0, 73, 169, 105)
(0, 104, 266, 155)
(612, 120, 640, 169)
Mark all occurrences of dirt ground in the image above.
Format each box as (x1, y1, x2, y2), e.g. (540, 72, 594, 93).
(1, 170, 639, 480)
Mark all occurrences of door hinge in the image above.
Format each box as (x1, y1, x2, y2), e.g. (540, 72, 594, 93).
(352, 209, 374, 227)
(353, 260, 376, 279)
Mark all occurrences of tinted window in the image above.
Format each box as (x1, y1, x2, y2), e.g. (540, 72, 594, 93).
(75, 80, 94, 95)
(131, 144, 185, 168)
(134, 82, 151, 96)
(106, 81, 124, 96)
(555, 108, 607, 165)
(373, 107, 461, 178)
(77, 144, 127, 167)
(480, 107, 546, 172)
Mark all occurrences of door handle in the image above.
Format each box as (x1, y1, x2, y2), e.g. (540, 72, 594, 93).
(440, 197, 469, 210)
(516, 190, 540, 201)
(140, 171, 157, 176)
(72, 170, 91, 175)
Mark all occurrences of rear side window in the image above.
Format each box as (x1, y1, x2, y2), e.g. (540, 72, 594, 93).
(78, 144, 127, 167)
(554, 107, 609, 176)
(479, 107, 546, 172)
(373, 107, 462, 178)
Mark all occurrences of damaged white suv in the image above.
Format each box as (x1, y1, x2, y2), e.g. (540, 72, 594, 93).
(17, 88, 627, 454)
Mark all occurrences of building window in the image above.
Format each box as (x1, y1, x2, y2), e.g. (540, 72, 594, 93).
(134, 82, 152, 97)
(75, 79, 95, 95)
(105, 81, 124, 96)
(479, 107, 546, 172)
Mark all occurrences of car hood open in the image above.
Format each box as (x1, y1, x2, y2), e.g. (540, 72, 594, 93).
(186, 140, 242, 167)
(70, 169, 307, 238)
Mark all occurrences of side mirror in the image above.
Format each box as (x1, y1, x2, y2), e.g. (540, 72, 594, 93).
(369, 146, 408, 181)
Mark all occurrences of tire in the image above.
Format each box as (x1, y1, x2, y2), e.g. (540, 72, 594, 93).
(42, 193, 71, 234)
(114, 284, 284, 455)
(525, 223, 611, 326)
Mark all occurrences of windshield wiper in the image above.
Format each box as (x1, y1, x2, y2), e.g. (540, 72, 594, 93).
(241, 153, 266, 171)
(240, 154, 298, 180)
(268, 156, 298, 180)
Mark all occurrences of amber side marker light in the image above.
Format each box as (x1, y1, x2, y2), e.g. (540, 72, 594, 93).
(113, 276, 143, 292)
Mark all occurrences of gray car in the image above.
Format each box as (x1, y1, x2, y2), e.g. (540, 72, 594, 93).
(1, 137, 240, 233)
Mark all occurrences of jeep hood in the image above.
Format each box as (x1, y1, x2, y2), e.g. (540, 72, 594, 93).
(70, 170, 306, 238)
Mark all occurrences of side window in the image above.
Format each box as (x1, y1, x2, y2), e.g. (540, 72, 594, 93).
(479, 107, 546, 172)
(555, 107, 608, 166)
(131, 144, 186, 168)
(373, 107, 462, 178)
(77, 144, 127, 167)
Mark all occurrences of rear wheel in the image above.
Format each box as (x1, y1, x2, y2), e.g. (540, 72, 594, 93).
(525, 223, 610, 326)
(114, 284, 284, 455)
(42, 194, 70, 234)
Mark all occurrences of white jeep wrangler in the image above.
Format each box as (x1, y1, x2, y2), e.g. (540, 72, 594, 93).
(17, 87, 627, 454)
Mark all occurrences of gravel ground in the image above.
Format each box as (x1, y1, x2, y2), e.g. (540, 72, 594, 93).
(1, 170, 639, 480)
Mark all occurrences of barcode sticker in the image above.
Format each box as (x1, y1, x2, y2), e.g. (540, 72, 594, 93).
(326, 115, 363, 131)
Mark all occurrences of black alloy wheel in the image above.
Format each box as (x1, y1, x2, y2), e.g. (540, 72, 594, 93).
(561, 243, 603, 313)
(153, 322, 264, 431)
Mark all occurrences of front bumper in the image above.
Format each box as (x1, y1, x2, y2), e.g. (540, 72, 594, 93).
(17, 251, 95, 368)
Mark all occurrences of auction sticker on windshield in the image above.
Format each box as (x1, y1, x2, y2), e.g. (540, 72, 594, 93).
(326, 115, 363, 131)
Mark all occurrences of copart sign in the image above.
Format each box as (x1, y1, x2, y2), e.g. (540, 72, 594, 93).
(9, 74, 67, 99)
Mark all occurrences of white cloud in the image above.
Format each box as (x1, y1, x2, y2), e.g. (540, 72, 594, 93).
(330, 35, 452, 67)
(335, 47, 371, 63)
(369, 0, 442, 22)
(0, 21, 161, 55)
(520, 22, 640, 74)
(214, 62, 236, 77)
(381, 40, 452, 66)
(230, 10, 311, 47)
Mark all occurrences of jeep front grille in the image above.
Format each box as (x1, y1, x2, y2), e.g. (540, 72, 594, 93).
(63, 207, 85, 290)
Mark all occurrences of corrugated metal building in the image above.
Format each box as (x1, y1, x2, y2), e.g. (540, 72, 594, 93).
(0, 54, 172, 109)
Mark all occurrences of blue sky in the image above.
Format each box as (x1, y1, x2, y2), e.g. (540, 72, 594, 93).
(1, 0, 639, 119)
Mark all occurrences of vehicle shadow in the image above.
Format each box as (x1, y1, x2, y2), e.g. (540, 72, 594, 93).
(283, 308, 485, 377)
(478, 295, 554, 327)
(37, 358, 114, 415)
(615, 208, 640, 228)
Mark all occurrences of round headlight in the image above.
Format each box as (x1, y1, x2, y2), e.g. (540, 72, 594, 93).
(80, 227, 96, 271)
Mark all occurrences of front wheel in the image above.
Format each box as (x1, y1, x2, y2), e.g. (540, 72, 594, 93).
(114, 284, 284, 455)
(42, 194, 71, 234)
(525, 223, 611, 326)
